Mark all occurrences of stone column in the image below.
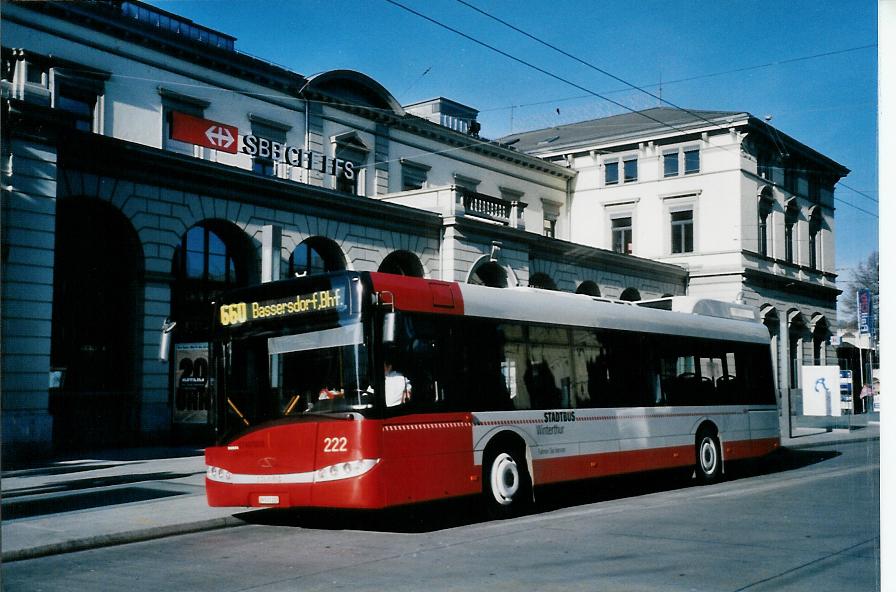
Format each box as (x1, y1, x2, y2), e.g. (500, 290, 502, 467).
(1, 135, 59, 458)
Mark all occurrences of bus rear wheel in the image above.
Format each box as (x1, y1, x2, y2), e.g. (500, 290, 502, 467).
(483, 446, 531, 518)
(695, 431, 722, 484)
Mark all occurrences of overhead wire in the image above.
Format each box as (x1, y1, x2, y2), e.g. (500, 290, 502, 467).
(477, 45, 875, 113)
(381, 0, 710, 139)
(453, 0, 877, 218)
(387, 0, 876, 218)
(454, 0, 746, 137)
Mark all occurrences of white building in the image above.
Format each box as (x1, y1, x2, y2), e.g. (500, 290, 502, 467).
(502, 108, 849, 409)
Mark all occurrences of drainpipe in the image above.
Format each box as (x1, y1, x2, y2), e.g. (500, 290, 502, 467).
(296, 79, 312, 185)
(566, 171, 575, 241)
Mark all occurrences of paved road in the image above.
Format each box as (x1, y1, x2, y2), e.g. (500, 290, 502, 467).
(2, 440, 880, 592)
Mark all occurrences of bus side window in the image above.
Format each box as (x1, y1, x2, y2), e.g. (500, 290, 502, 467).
(572, 329, 603, 409)
(602, 332, 653, 408)
(502, 323, 531, 410)
(715, 352, 739, 403)
(401, 315, 456, 410)
(527, 326, 573, 410)
(458, 319, 512, 411)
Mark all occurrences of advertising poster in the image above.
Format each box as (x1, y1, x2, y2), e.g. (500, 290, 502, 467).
(173, 342, 209, 424)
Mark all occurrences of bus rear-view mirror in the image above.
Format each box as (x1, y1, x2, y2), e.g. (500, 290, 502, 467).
(382, 312, 396, 344)
(159, 318, 177, 362)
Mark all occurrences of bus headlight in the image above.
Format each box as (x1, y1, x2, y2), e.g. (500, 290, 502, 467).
(314, 459, 379, 483)
(207, 466, 233, 482)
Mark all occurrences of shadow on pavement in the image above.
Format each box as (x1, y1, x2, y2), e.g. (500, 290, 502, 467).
(2, 486, 188, 520)
(2, 471, 198, 498)
(235, 497, 487, 533)
(1, 446, 204, 473)
(234, 448, 842, 534)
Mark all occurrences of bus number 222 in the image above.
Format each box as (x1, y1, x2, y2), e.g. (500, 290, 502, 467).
(323, 437, 347, 452)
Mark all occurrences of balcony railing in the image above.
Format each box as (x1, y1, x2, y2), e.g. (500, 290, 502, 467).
(457, 187, 526, 226)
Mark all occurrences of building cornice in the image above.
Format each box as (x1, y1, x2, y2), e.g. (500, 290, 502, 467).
(308, 91, 575, 179)
(519, 115, 750, 159)
(743, 267, 841, 299)
(744, 116, 850, 177)
(7, 1, 305, 94)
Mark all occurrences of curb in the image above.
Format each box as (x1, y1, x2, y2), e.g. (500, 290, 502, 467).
(782, 434, 881, 450)
(2, 515, 245, 563)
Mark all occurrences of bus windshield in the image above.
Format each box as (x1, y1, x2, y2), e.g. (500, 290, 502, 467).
(217, 322, 372, 436)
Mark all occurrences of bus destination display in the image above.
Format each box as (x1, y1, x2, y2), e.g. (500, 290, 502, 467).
(219, 288, 345, 326)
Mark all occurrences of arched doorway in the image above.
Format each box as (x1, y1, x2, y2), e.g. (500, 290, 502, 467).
(289, 236, 346, 277)
(787, 310, 807, 389)
(379, 250, 424, 277)
(50, 199, 143, 450)
(171, 221, 253, 435)
(576, 281, 601, 297)
(469, 261, 508, 288)
(619, 287, 641, 302)
(811, 314, 830, 365)
(529, 273, 558, 290)
(761, 305, 781, 390)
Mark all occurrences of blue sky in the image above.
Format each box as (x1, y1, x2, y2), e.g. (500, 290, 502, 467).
(151, 0, 878, 300)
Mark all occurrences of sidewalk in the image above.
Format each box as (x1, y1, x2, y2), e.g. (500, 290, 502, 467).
(1, 449, 244, 562)
(1, 424, 881, 562)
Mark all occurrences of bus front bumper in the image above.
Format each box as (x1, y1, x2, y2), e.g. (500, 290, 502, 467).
(205, 458, 385, 509)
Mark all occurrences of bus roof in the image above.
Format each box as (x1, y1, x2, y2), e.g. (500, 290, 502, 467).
(456, 283, 770, 345)
(234, 272, 772, 346)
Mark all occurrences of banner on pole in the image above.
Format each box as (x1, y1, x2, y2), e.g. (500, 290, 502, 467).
(857, 288, 873, 336)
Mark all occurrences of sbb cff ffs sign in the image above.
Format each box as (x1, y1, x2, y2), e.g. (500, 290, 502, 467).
(170, 111, 238, 153)
(168, 111, 356, 180)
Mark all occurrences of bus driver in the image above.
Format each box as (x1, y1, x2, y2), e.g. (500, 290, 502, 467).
(383, 360, 411, 407)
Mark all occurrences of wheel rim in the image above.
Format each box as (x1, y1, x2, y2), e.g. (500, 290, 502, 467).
(700, 437, 717, 475)
(489, 452, 520, 506)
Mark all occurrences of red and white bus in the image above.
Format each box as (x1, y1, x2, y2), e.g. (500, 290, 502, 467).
(205, 271, 779, 515)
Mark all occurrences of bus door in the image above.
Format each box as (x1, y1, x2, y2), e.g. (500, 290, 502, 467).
(378, 312, 477, 504)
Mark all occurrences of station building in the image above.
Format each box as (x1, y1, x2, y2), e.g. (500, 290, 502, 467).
(2, 1, 688, 456)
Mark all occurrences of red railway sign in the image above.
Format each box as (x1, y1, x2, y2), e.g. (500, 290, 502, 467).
(170, 111, 239, 154)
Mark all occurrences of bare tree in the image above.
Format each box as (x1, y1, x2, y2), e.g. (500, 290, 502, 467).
(838, 251, 879, 331)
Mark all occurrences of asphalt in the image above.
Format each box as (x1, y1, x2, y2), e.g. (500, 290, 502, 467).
(0, 420, 881, 563)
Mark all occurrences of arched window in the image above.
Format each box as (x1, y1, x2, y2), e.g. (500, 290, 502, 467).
(808, 207, 822, 270)
(378, 250, 424, 277)
(784, 198, 800, 264)
(179, 225, 237, 283)
(289, 237, 346, 277)
(619, 287, 641, 302)
(529, 273, 557, 291)
(172, 222, 250, 341)
(757, 187, 774, 257)
(576, 281, 601, 297)
(469, 261, 508, 288)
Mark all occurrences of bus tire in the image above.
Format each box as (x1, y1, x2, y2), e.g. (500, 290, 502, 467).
(695, 430, 722, 484)
(483, 444, 532, 518)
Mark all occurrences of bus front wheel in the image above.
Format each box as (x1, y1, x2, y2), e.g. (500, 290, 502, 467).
(695, 431, 722, 484)
(483, 446, 531, 518)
